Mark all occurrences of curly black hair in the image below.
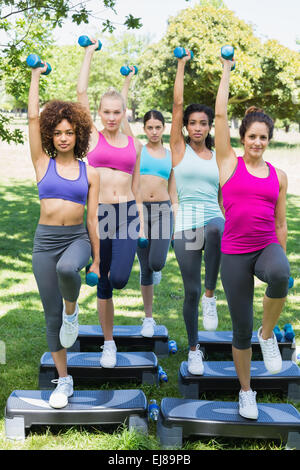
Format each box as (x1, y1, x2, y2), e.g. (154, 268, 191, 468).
(39, 100, 93, 159)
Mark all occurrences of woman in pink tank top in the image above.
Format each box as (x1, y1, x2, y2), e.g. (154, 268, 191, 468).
(77, 39, 144, 369)
(214, 54, 290, 419)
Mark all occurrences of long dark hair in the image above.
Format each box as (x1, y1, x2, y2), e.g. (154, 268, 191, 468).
(143, 109, 165, 144)
(183, 104, 214, 149)
(143, 109, 165, 126)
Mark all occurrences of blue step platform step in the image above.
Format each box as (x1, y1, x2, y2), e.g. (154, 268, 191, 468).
(69, 324, 169, 357)
(179, 361, 300, 401)
(5, 389, 148, 441)
(38, 352, 159, 389)
(198, 330, 296, 360)
(157, 398, 300, 449)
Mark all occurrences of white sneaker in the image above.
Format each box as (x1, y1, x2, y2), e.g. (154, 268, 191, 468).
(153, 271, 162, 285)
(100, 342, 117, 368)
(59, 303, 79, 349)
(258, 326, 282, 374)
(239, 389, 258, 420)
(202, 294, 218, 331)
(141, 317, 156, 337)
(188, 344, 204, 375)
(49, 375, 73, 409)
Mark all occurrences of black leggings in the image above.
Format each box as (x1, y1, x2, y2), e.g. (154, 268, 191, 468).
(221, 243, 290, 350)
(137, 201, 173, 285)
(32, 224, 91, 352)
(174, 217, 224, 347)
(97, 201, 140, 299)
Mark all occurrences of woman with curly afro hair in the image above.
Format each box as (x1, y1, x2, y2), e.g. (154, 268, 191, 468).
(77, 38, 144, 369)
(29, 62, 100, 409)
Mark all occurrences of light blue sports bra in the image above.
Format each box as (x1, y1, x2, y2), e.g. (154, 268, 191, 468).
(140, 145, 172, 181)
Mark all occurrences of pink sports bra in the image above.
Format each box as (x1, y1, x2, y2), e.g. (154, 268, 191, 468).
(87, 132, 136, 175)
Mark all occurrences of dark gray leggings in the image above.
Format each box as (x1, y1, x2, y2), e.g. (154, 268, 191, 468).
(137, 201, 173, 285)
(221, 243, 290, 350)
(32, 224, 91, 352)
(174, 217, 224, 347)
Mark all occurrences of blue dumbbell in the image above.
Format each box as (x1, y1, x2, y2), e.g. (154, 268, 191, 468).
(273, 325, 283, 342)
(174, 47, 194, 60)
(85, 263, 98, 287)
(221, 45, 235, 70)
(138, 237, 149, 249)
(26, 54, 52, 75)
(158, 366, 168, 382)
(283, 323, 295, 342)
(120, 65, 138, 76)
(78, 35, 102, 51)
(148, 399, 160, 421)
(288, 277, 294, 289)
(168, 340, 178, 354)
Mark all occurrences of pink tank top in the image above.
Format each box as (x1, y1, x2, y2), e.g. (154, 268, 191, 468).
(221, 157, 280, 254)
(87, 132, 136, 175)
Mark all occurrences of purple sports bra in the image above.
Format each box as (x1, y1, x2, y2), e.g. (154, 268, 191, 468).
(37, 158, 89, 205)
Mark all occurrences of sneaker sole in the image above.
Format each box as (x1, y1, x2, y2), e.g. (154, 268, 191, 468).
(239, 409, 258, 420)
(49, 393, 73, 409)
(203, 325, 218, 332)
(188, 368, 204, 376)
(141, 331, 154, 337)
(100, 363, 116, 368)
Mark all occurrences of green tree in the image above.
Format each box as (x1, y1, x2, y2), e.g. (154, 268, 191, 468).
(136, 2, 300, 123)
(0, 0, 143, 143)
(39, 33, 150, 120)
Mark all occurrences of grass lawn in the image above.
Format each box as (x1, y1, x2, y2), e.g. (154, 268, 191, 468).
(0, 139, 299, 450)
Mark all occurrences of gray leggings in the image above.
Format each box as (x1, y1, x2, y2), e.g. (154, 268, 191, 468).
(137, 201, 173, 285)
(32, 224, 91, 352)
(174, 217, 224, 347)
(221, 243, 290, 350)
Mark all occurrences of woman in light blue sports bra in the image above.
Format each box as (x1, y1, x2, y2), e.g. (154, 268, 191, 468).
(171, 51, 225, 375)
(122, 72, 178, 337)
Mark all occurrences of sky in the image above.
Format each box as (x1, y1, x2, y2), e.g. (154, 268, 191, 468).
(53, 0, 300, 51)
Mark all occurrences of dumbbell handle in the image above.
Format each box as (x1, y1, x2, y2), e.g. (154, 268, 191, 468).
(221, 45, 235, 71)
(174, 47, 194, 59)
(26, 54, 51, 75)
(120, 65, 138, 76)
(221, 45, 234, 60)
(85, 263, 98, 287)
(78, 36, 102, 51)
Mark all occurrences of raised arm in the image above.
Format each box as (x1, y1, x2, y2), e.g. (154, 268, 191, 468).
(28, 65, 48, 169)
(77, 41, 98, 119)
(214, 58, 237, 183)
(170, 55, 191, 167)
(120, 70, 135, 137)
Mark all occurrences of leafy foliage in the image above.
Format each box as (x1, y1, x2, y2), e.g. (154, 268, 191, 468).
(135, 3, 300, 121)
(0, 1, 143, 143)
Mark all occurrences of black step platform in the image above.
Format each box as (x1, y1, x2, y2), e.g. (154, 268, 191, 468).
(179, 360, 300, 401)
(69, 324, 169, 357)
(157, 398, 300, 449)
(5, 389, 148, 441)
(198, 330, 295, 360)
(38, 351, 158, 389)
